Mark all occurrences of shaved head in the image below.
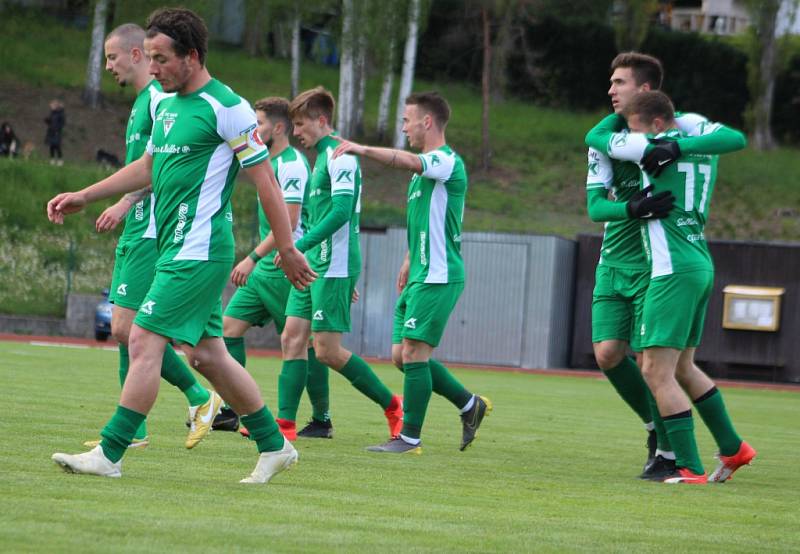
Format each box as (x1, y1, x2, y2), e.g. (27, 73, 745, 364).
(106, 23, 145, 51)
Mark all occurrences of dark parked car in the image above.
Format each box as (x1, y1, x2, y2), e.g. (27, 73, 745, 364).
(94, 288, 112, 341)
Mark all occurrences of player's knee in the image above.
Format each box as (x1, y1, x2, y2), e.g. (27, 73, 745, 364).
(281, 331, 304, 359)
(189, 346, 213, 371)
(111, 321, 131, 345)
(313, 343, 336, 367)
(640, 359, 665, 390)
(594, 344, 624, 370)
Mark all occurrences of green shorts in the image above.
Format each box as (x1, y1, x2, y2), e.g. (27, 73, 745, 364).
(224, 271, 291, 334)
(133, 259, 230, 346)
(639, 270, 714, 350)
(108, 238, 159, 310)
(285, 276, 358, 333)
(392, 281, 464, 347)
(591, 264, 650, 351)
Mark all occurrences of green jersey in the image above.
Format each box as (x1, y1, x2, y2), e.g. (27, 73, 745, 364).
(256, 145, 311, 277)
(304, 134, 362, 278)
(586, 146, 645, 269)
(146, 79, 268, 264)
(407, 145, 467, 284)
(609, 128, 717, 277)
(585, 111, 741, 270)
(118, 80, 168, 247)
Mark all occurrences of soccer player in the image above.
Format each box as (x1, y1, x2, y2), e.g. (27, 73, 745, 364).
(47, 7, 315, 483)
(584, 52, 747, 479)
(615, 90, 755, 483)
(222, 96, 332, 438)
(332, 91, 491, 454)
(82, 23, 219, 451)
(275, 86, 403, 441)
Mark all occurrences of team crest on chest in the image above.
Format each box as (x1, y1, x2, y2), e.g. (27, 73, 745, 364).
(158, 108, 178, 137)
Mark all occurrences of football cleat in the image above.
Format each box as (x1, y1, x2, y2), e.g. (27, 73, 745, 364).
(709, 441, 756, 483)
(52, 446, 122, 478)
(240, 439, 299, 484)
(460, 395, 492, 451)
(212, 406, 240, 432)
(384, 395, 404, 438)
(297, 418, 334, 439)
(662, 467, 708, 484)
(83, 437, 149, 449)
(639, 454, 677, 481)
(185, 391, 223, 449)
(366, 437, 422, 454)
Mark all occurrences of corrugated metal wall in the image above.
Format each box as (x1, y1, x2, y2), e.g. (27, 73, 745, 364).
(343, 229, 576, 369)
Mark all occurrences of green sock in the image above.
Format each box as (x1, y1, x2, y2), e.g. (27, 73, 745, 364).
(117, 345, 147, 440)
(241, 406, 284, 452)
(339, 354, 394, 410)
(646, 388, 671, 451)
(662, 411, 704, 474)
(99, 405, 147, 463)
(429, 358, 472, 409)
(224, 336, 247, 367)
(602, 356, 651, 423)
(160, 345, 210, 406)
(693, 387, 742, 457)
(278, 359, 307, 421)
(400, 361, 432, 440)
(306, 347, 330, 422)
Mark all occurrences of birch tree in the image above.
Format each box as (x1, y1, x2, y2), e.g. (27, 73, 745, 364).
(290, 6, 301, 98)
(481, 4, 491, 171)
(337, 0, 356, 137)
(393, 0, 421, 149)
(745, 0, 799, 150)
(83, 0, 110, 108)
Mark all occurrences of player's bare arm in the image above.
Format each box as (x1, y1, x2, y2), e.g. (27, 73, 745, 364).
(244, 162, 316, 289)
(332, 138, 423, 173)
(396, 252, 410, 293)
(95, 185, 153, 232)
(47, 155, 152, 224)
(230, 203, 301, 287)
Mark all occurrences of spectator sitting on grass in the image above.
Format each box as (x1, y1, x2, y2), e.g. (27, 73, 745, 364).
(0, 122, 19, 158)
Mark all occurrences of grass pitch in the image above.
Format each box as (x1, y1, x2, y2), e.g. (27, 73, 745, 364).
(1, 341, 798, 553)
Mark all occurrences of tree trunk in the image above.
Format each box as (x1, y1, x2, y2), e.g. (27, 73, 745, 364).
(290, 8, 301, 98)
(393, 0, 421, 149)
(481, 5, 491, 171)
(83, 0, 109, 109)
(376, 36, 396, 142)
(353, 31, 367, 137)
(337, 0, 356, 137)
(752, 1, 780, 150)
(491, 0, 518, 102)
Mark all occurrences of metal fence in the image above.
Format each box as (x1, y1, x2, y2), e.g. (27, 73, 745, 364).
(343, 228, 577, 369)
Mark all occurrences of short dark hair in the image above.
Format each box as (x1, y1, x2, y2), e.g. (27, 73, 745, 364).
(405, 91, 450, 128)
(610, 52, 663, 89)
(106, 23, 145, 51)
(254, 97, 292, 134)
(622, 91, 675, 125)
(145, 7, 208, 65)
(289, 87, 335, 125)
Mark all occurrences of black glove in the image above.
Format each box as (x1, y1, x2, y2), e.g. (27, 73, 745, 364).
(626, 184, 675, 219)
(641, 138, 681, 177)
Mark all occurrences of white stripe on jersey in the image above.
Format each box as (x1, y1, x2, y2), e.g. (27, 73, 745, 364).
(425, 181, 449, 283)
(325, 224, 350, 278)
(647, 219, 673, 278)
(144, 192, 157, 239)
(174, 142, 232, 260)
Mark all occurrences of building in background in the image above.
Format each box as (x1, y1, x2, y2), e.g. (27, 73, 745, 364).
(659, 0, 750, 35)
